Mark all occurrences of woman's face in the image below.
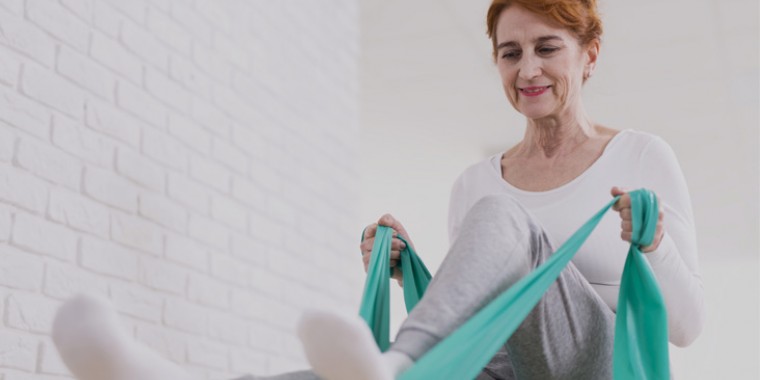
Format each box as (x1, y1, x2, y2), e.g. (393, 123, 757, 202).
(494, 5, 597, 120)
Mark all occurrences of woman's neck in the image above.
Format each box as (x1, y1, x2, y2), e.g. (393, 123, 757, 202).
(519, 109, 596, 159)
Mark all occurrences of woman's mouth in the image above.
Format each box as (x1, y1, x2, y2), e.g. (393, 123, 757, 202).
(519, 86, 551, 97)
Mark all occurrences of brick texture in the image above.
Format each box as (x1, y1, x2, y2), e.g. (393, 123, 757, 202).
(0, 1, 360, 378)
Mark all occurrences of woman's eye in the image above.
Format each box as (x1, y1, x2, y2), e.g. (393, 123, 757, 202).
(538, 46, 558, 55)
(502, 50, 521, 59)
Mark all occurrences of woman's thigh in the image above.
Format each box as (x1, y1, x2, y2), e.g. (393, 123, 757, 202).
(397, 194, 615, 380)
(503, 254, 615, 379)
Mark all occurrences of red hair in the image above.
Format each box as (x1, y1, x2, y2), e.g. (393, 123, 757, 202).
(486, 0, 603, 58)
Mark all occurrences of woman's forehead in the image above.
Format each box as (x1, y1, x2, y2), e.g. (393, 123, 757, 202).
(495, 6, 572, 44)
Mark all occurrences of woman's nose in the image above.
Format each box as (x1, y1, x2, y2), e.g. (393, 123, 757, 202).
(518, 55, 542, 80)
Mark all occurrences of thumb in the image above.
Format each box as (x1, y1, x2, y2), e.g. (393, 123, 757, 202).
(379, 214, 409, 237)
(610, 186, 627, 197)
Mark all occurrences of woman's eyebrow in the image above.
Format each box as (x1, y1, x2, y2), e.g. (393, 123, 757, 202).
(535, 35, 562, 44)
(496, 41, 519, 50)
(496, 35, 563, 50)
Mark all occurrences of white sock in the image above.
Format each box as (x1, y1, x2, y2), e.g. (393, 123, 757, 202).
(297, 310, 414, 380)
(52, 294, 199, 380)
(382, 350, 414, 377)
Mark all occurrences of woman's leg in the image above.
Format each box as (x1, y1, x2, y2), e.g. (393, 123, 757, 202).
(230, 372, 318, 380)
(55, 193, 613, 380)
(53, 294, 202, 380)
(53, 294, 324, 380)
(477, 347, 515, 380)
(389, 193, 615, 380)
(303, 194, 614, 380)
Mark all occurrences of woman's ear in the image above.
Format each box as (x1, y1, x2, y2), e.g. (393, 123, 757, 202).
(584, 39, 600, 80)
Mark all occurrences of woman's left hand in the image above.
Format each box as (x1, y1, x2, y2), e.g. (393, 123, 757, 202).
(611, 187, 665, 253)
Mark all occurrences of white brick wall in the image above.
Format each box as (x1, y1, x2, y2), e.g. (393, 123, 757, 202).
(0, 1, 361, 378)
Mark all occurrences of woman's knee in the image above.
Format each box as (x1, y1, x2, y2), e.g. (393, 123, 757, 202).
(459, 194, 548, 257)
(467, 194, 535, 229)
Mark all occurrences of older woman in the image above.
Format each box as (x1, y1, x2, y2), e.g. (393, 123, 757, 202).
(53, 1, 703, 379)
(351, 0, 703, 378)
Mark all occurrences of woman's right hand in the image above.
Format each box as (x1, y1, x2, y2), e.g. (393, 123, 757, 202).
(360, 214, 414, 286)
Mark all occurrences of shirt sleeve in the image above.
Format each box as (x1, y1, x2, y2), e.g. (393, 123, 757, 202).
(636, 136, 705, 347)
(447, 174, 468, 246)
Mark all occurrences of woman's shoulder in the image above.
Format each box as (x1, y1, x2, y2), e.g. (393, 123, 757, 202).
(449, 152, 505, 199)
(606, 129, 673, 157)
(613, 129, 668, 144)
(454, 152, 502, 183)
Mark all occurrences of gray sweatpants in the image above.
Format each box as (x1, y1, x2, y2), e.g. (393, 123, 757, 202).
(235, 194, 615, 380)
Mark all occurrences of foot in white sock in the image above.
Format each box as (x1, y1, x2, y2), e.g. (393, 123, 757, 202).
(52, 294, 199, 380)
(297, 310, 413, 380)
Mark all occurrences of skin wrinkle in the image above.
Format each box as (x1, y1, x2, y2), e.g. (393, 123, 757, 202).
(494, 6, 600, 161)
(488, 5, 629, 198)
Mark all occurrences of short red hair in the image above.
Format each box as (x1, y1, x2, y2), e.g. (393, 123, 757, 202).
(486, 0, 603, 58)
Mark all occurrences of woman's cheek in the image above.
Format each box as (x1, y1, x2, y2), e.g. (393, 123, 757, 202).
(500, 75, 519, 110)
(497, 67, 514, 99)
(555, 77, 571, 106)
(504, 85, 519, 109)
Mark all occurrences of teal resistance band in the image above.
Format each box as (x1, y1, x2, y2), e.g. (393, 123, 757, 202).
(359, 189, 669, 380)
(359, 227, 431, 351)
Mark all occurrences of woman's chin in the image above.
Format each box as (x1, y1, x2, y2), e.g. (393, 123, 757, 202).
(518, 107, 556, 120)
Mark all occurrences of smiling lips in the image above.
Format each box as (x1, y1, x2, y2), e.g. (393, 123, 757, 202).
(519, 85, 551, 97)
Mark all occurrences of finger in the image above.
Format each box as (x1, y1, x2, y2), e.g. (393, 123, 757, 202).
(612, 194, 631, 211)
(389, 250, 401, 260)
(642, 225, 665, 253)
(620, 208, 632, 220)
(378, 214, 396, 227)
(621, 220, 632, 232)
(361, 238, 406, 257)
(363, 223, 378, 240)
(391, 238, 407, 251)
(617, 194, 631, 209)
(378, 214, 413, 246)
(390, 259, 398, 267)
(360, 238, 374, 254)
(621, 231, 632, 242)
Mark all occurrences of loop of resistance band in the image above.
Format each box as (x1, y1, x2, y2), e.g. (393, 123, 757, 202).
(359, 228, 432, 352)
(359, 189, 669, 380)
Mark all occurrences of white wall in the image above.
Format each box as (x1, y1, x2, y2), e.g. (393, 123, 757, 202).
(0, 0, 362, 379)
(359, 0, 759, 378)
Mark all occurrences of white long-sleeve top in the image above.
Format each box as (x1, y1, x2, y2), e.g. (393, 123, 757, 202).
(447, 129, 705, 347)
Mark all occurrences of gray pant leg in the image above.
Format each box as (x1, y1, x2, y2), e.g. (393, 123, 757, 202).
(390, 194, 615, 380)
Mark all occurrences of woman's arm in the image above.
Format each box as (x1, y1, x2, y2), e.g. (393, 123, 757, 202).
(627, 136, 705, 347)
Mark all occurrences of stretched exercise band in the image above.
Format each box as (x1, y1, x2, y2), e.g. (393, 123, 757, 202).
(359, 189, 669, 380)
(359, 227, 431, 351)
